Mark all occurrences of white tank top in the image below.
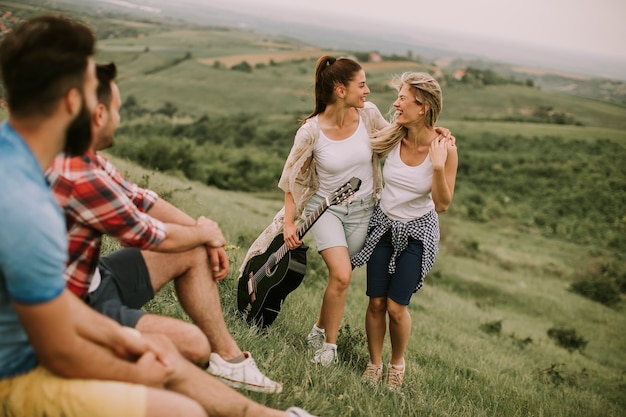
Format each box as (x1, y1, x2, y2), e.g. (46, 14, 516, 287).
(314, 116, 374, 198)
(380, 142, 435, 221)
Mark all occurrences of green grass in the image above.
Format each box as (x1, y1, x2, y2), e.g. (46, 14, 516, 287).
(107, 154, 626, 417)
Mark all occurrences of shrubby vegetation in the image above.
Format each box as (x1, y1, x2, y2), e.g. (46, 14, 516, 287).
(113, 110, 296, 192)
(112, 114, 625, 245)
(457, 67, 532, 87)
(547, 326, 589, 353)
(110, 104, 626, 306)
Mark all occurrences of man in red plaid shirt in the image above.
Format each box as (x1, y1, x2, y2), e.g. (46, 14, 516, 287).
(46, 63, 283, 395)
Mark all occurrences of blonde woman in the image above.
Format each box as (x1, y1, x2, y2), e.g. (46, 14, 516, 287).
(351, 72, 458, 391)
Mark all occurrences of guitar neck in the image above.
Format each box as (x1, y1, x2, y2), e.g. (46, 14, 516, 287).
(298, 198, 329, 239)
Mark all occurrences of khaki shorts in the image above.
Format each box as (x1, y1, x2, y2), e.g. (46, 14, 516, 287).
(305, 193, 375, 256)
(0, 366, 146, 417)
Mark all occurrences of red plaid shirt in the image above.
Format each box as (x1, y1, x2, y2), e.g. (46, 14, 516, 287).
(46, 151, 166, 298)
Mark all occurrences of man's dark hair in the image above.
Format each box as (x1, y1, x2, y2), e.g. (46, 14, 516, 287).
(0, 15, 95, 117)
(96, 62, 117, 108)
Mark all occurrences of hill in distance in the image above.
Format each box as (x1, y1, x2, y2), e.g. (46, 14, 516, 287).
(72, 0, 626, 83)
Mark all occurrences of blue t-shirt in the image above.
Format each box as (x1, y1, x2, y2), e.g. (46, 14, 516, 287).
(0, 121, 67, 379)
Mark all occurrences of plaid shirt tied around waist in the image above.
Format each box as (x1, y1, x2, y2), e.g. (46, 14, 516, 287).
(351, 205, 439, 292)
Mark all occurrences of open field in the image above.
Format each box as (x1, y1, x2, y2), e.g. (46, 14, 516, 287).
(510, 66, 592, 80)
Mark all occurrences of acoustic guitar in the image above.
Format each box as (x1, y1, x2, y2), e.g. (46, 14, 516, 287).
(237, 177, 362, 327)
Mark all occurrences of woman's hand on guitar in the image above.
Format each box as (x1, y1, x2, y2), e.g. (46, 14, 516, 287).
(283, 221, 301, 250)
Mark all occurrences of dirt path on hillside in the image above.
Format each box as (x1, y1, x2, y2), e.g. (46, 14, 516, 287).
(198, 52, 436, 74)
(197, 49, 334, 68)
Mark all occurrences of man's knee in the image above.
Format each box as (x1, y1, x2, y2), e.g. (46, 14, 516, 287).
(136, 315, 211, 365)
(182, 325, 211, 365)
(186, 246, 210, 269)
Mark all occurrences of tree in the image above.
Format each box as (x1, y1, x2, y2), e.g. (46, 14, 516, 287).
(231, 61, 252, 73)
(156, 102, 178, 118)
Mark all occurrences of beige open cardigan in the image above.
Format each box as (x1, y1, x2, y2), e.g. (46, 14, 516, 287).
(238, 102, 388, 275)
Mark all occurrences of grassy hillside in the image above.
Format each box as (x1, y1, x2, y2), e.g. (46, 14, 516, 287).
(108, 155, 625, 417)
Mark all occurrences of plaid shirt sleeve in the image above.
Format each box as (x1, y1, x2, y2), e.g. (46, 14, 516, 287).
(66, 160, 166, 250)
(97, 154, 159, 213)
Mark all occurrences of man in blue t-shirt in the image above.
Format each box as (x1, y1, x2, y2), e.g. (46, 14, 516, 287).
(0, 15, 160, 416)
(0, 14, 318, 417)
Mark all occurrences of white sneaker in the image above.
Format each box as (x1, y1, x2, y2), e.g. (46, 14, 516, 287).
(207, 352, 283, 394)
(286, 407, 319, 417)
(306, 325, 325, 351)
(311, 342, 338, 366)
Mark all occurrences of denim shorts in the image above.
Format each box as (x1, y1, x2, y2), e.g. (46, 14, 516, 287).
(304, 193, 375, 256)
(366, 230, 424, 305)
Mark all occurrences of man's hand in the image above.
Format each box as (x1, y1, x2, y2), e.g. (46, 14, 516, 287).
(207, 246, 229, 280)
(122, 330, 174, 388)
(134, 350, 173, 388)
(111, 326, 150, 361)
(196, 216, 226, 248)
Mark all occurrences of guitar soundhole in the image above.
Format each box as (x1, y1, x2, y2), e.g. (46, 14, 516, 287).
(265, 255, 277, 276)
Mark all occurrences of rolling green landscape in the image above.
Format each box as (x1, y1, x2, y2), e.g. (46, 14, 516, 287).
(2, 1, 625, 416)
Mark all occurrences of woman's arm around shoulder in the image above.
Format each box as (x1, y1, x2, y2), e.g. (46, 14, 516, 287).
(431, 137, 458, 212)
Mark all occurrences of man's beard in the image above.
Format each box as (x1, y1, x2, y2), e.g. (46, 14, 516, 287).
(64, 99, 93, 156)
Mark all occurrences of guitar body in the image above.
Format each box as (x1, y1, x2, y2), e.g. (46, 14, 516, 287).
(237, 234, 308, 327)
(236, 176, 361, 328)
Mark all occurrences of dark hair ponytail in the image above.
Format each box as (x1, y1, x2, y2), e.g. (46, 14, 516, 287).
(303, 55, 362, 123)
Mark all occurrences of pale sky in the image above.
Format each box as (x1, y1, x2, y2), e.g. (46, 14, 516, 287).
(212, 0, 626, 61)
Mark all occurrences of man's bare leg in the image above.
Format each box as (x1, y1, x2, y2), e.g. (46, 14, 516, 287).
(138, 247, 283, 393)
(146, 387, 207, 417)
(139, 247, 241, 361)
(146, 333, 301, 417)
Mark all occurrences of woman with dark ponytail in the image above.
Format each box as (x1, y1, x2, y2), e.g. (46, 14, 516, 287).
(281, 55, 388, 366)
(240, 55, 387, 366)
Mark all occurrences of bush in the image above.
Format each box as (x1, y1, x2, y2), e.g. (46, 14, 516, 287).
(570, 278, 621, 306)
(547, 326, 588, 353)
(536, 363, 587, 386)
(337, 324, 368, 369)
(479, 319, 502, 335)
(231, 61, 252, 73)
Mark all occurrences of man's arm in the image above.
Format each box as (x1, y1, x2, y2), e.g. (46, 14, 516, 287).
(148, 199, 229, 279)
(14, 289, 172, 387)
(157, 216, 226, 252)
(147, 198, 195, 225)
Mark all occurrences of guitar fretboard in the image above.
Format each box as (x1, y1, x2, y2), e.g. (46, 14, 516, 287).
(253, 197, 329, 286)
